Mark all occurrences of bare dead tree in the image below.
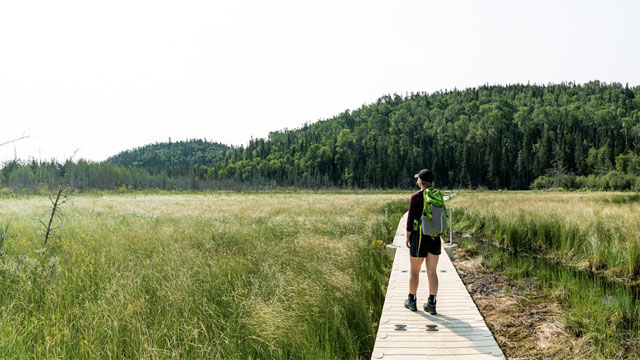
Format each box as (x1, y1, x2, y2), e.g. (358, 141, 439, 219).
(0, 134, 31, 148)
(40, 185, 66, 247)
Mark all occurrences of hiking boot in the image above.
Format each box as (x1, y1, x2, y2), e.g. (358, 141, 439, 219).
(404, 297, 417, 311)
(424, 300, 437, 315)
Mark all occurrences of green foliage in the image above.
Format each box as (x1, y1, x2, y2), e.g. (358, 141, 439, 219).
(2, 82, 640, 191)
(467, 239, 640, 358)
(208, 81, 640, 189)
(108, 139, 229, 177)
(369, 199, 408, 245)
(0, 193, 403, 359)
(532, 170, 640, 191)
(604, 193, 640, 204)
(451, 192, 640, 279)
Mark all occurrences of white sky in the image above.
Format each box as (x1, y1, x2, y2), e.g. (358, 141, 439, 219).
(1, 0, 639, 162)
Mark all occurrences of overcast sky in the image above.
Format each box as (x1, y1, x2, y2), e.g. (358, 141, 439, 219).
(1, 0, 638, 162)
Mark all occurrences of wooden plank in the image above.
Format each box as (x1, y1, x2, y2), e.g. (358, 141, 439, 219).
(376, 334, 496, 342)
(377, 326, 492, 335)
(373, 339, 498, 348)
(372, 345, 503, 356)
(380, 355, 501, 360)
(372, 212, 505, 359)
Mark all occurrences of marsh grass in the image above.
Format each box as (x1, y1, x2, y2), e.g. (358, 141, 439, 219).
(450, 191, 640, 280)
(457, 237, 640, 358)
(603, 193, 640, 204)
(0, 193, 406, 359)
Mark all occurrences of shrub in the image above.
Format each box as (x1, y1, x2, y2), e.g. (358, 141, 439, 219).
(530, 176, 554, 190)
(0, 187, 15, 198)
(603, 171, 627, 190)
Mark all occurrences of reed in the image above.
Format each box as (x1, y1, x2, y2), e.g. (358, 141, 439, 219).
(450, 191, 640, 280)
(0, 193, 406, 359)
(458, 237, 640, 358)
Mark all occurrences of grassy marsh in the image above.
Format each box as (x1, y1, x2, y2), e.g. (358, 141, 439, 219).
(0, 193, 406, 359)
(455, 237, 640, 358)
(449, 191, 640, 280)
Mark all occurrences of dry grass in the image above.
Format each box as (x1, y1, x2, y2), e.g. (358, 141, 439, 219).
(454, 246, 586, 359)
(449, 191, 640, 279)
(453, 232, 640, 359)
(449, 192, 640, 235)
(0, 192, 406, 359)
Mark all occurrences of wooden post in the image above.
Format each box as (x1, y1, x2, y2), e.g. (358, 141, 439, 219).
(449, 207, 453, 244)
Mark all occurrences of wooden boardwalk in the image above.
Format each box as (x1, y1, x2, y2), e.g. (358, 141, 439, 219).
(372, 212, 504, 360)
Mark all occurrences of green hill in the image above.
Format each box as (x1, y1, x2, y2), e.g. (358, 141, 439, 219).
(2, 81, 640, 192)
(205, 81, 640, 190)
(107, 139, 230, 178)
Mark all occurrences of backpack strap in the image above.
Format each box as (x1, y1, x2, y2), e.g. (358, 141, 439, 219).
(422, 189, 433, 221)
(417, 227, 422, 256)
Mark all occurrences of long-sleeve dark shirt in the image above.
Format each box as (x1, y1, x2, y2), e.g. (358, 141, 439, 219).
(406, 190, 424, 232)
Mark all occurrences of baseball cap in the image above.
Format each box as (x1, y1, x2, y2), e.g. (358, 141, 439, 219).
(414, 169, 434, 182)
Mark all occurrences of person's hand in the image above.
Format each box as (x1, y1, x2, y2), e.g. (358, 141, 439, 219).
(406, 234, 411, 248)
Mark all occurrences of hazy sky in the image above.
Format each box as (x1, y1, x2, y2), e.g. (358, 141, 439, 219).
(1, 0, 638, 162)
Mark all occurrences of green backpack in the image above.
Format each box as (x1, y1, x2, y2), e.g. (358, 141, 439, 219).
(421, 187, 447, 236)
(412, 187, 447, 252)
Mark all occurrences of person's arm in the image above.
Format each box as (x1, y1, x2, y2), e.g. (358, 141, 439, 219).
(406, 193, 418, 248)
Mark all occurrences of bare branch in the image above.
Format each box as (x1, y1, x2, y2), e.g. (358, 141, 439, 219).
(69, 147, 81, 161)
(43, 185, 65, 247)
(0, 135, 31, 148)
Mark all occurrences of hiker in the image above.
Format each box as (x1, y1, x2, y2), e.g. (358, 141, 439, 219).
(404, 169, 445, 315)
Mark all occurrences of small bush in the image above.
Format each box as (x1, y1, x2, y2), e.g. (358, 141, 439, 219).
(532, 172, 640, 191)
(0, 188, 14, 198)
(530, 176, 554, 190)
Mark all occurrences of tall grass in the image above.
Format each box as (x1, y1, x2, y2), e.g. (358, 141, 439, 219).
(0, 193, 406, 359)
(450, 191, 640, 280)
(458, 238, 640, 358)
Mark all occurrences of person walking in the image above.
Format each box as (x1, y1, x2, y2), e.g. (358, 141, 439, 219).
(404, 169, 441, 315)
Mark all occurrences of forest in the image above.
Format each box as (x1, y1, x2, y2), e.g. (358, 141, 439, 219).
(2, 81, 640, 193)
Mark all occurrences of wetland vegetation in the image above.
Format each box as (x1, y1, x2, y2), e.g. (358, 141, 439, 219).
(449, 191, 640, 280)
(0, 193, 406, 359)
(450, 191, 640, 359)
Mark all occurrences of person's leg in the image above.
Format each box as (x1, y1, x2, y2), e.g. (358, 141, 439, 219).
(409, 256, 425, 294)
(405, 255, 424, 311)
(425, 253, 439, 296)
(423, 252, 440, 314)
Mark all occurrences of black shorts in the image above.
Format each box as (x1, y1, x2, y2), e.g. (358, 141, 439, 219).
(409, 231, 441, 257)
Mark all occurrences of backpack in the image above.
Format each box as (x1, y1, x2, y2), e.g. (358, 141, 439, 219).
(421, 187, 447, 237)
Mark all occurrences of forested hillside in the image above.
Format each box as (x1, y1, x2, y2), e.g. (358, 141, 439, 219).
(108, 139, 229, 177)
(1, 81, 640, 192)
(0, 140, 230, 193)
(205, 81, 640, 189)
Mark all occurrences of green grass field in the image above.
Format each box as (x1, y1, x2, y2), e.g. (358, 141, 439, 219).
(450, 191, 640, 358)
(449, 191, 640, 281)
(0, 193, 406, 359)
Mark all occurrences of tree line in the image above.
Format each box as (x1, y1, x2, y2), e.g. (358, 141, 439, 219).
(1, 81, 640, 193)
(205, 81, 640, 190)
(0, 140, 230, 194)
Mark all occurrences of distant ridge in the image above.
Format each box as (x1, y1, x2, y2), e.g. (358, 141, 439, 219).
(107, 139, 230, 178)
(2, 81, 639, 192)
(204, 81, 640, 190)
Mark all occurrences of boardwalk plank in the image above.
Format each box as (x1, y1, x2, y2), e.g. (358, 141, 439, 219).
(372, 212, 504, 360)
